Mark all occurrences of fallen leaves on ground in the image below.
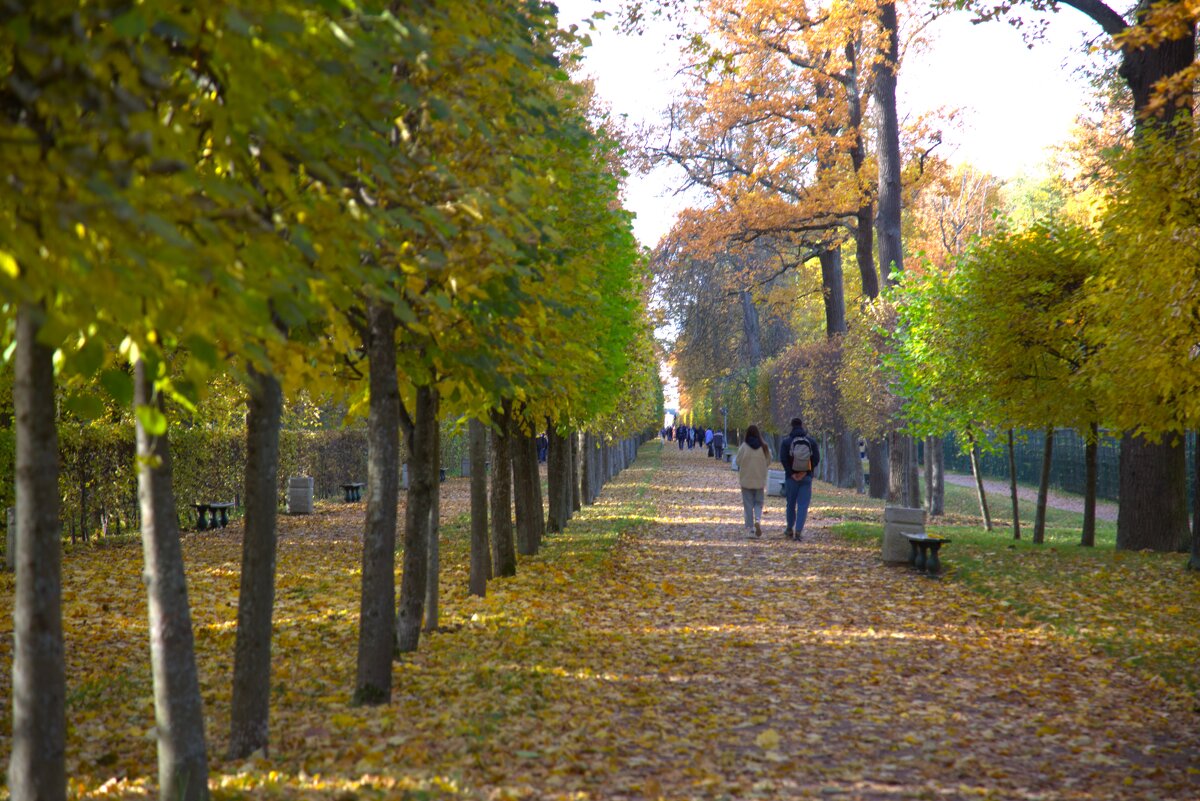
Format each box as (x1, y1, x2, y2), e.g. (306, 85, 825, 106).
(0, 442, 1197, 800)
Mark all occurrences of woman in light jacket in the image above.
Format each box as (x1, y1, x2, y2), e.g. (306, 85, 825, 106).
(736, 424, 771, 538)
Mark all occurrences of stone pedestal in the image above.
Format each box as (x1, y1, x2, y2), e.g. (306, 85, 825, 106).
(883, 505, 925, 564)
(767, 469, 786, 497)
(287, 476, 314, 515)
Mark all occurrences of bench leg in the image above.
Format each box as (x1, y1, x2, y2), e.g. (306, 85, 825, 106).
(927, 543, 942, 576)
(908, 540, 919, 568)
(914, 543, 928, 573)
(343, 487, 353, 502)
(219, 507, 230, 528)
(355, 486, 362, 501)
(195, 508, 208, 531)
(207, 508, 219, 529)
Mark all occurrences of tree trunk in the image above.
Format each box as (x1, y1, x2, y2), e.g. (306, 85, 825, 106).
(835, 430, 858, 488)
(571, 432, 582, 513)
(491, 404, 517, 577)
(468, 418, 490, 595)
(512, 425, 538, 557)
(740, 290, 764, 364)
(907, 435, 922, 509)
(968, 435, 992, 531)
(134, 358, 210, 801)
(930, 435, 945, 516)
(875, 0, 904, 287)
(1033, 427, 1054, 545)
(1117, 433, 1189, 551)
(887, 431, 911, 505)
(530, 433, 545, 550)
(228, 367, 283, 759)
(546, 423, 569, 533)
(1007, 429, 1021, 541)
(818, 249, 848, 336)
(924, 436, 934, 514)
(424, 417, 441, 633)
(582, 432, 594, 506)
(10, 302, 66, 801)
(1189, 430, 1199, 569)
(867, 439, 888, 499)
(354, 302, 400, 705)
(1082, 423, 1098, 548)
(396, 384, 437, 653)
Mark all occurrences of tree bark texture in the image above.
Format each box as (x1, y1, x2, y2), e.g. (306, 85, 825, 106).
(968, 436, 993, 532)
(1082, 424, 1098, 548)
(512, 426, 538, 557)
(354, 302, 400, 704)
(887, 431, 916, 506)
(491, 405, 517, 577)
(867, 439, 888, 499)
(875, 0, 904, 287)
(571, 432, 582, 513)
(818, 249, 848, 337)
(529, 434, 545, 550)
(929, 435, 945, 516)
(546, 422, 565, 533)
(396, 384, 438, 653)
(1008, 429, 1022, 541)
(424, 417, 441, 633)
(908, 436, 922, 509)
(1190, 431, 1199, 569)
(228, 367, 283, 759)
(739, 290, 764, 364)
(924, 437, 933, 514)
(582, 432, 595, 506)
(134, 359, 210, 801)
(1117, 433, 1189, 552)
(468, 418, 490, 596)
(1033, 427, 1054, 545)
(10, 302, 66, 801)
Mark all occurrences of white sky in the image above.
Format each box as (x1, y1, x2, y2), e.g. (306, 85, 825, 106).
(556, 0, 1105, 249)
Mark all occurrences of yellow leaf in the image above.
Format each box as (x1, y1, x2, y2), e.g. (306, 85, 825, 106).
(0, 250, 17, 278)
(755, 729, 781, 750)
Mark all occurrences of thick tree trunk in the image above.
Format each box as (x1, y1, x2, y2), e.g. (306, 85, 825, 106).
(546, 423, 569, 533)
(1033, 427, 1054, 545)
(1117, 433, 1189, 552)
(887, 431, 913, 505)
(396, 384, 437, 653)
(740, 290, 764, 364)
(512, 425, 538, 557)
(228, 367, 283, 759)
(134, 359, 210, 801)
(354, 302, 400, 705)
(854, 204, 879, 300)
(968, 435, 993, 531)
(468, 418, 490, 595)
(10, 302, 66, 801)
(1082, 423, 1098, 548)
(491, 405, 517, 577)
(818, 249, 848, 336)
(875, 0, 904, 287)
(867, 439, 888, 499)
(424, 417, 441, 633)
(582, 432, 594, 505)
(1008, 429, 1021, 541)
(907, 436, 922, 509)
(1190, 431, 1199, 569)
(835, 430, 857, 488)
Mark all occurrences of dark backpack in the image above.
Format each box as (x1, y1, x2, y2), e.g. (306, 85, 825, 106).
(790, 436, 813, 474)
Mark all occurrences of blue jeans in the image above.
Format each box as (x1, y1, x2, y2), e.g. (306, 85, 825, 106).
(785, 475, 813, 535)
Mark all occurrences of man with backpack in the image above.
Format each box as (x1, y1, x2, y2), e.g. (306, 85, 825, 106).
(780, 416, 820, 541)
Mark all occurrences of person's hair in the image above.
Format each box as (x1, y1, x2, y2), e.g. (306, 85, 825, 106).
(790, 416, 804, 428)
(746, 424, 770, 456)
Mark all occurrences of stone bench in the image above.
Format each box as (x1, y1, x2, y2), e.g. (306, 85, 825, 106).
(766, 468, 785, 497)
(341, 482, 365, 502)
(900, 532, 951, 577)
(192, 501, 235, 531)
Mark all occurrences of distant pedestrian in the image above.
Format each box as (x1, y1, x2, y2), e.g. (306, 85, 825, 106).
(736, 425, 771, 538)
(712, 429, 726, 460)
(537, 433, 549, 463)
(677, 425, 686, 449)
(781, 416, 820, 541)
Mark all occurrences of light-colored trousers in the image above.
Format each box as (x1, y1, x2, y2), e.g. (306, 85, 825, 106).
(741, 487, 764, 530)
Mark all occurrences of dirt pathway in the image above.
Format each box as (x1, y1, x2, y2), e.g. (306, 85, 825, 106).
(943, 471, 1120, 522)
(462, 442, 1196, 799)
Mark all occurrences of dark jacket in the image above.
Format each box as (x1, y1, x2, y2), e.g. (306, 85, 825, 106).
(781, 425, 820, 476)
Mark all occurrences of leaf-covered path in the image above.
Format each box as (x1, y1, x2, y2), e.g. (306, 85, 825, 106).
(4, 440, 1198, 800)
(428, 440, 1197, 801)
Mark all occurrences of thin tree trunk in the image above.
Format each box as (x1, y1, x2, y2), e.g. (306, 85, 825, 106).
(867, 439, 887, 499)
(968, 435, 993, 532)
(907, 435, 922, 509)
(134, 358, 209, 801)
(818, 249, 848, 336)
(512, 423, 538, 557)
(468, 418, 490, 595)
(582, 432, 594, 506)
(571, 432, 582, 513)
(1117, 433, 1189, 552)
(228, 367, 283, 759)
(1189, 430, 1199, 569)
(10, 302, 66, 801)
(1008, 429, 1021, 541)
(930, 435, 945, 516)
(530, 433, 545, 550)
(1082, 423, 1098, 548)
(875, 0, 904, 287)
(924, 436, 934, 514)
(424, 417, 441, 633)
(1033, 427, 1054, 545)
(836, 430, 858, 489)
(396, 384, 437, 653)
(491, 403, 517, 577)
(354, 302, 400, 705)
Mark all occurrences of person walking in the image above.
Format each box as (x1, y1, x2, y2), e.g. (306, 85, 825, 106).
(781, 416, 820, 541)
(736, 425, 771, 538)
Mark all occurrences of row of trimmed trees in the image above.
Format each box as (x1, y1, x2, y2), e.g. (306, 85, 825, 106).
(1, 3, 659, 800)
